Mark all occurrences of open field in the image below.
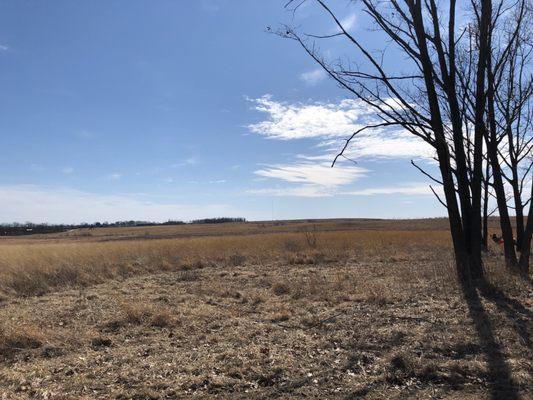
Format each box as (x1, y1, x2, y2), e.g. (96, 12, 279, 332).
(0, 219, 531, 399)
(0, 218, 459, 244)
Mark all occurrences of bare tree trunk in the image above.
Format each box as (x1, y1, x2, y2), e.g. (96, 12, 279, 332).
(485, 134, 519, 268)
(404, 0, 473, 279)
(509, 161, 525, 249)
(486, 24, 518, 269)
(518, 180, 532, 274)
(482, 163, 490, 251)
(469, 0, 492, 278)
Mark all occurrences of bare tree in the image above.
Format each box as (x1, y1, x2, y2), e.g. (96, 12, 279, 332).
(281, 0, 496, 283)
(453, 0, 532, 273)
(485, 0, 532, 273)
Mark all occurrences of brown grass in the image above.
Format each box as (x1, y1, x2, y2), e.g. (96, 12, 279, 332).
(0, 220, 530, 399)
(0, 228, 451, 298)
(102, 302, 178, 331)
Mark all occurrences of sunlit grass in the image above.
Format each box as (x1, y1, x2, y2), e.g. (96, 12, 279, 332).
(0, 227, 451, 297)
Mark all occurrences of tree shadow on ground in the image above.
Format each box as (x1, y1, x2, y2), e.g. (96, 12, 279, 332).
(477, 279, 532, 349)
(344, 276, 530, 400)
(461, 277, 523, 400)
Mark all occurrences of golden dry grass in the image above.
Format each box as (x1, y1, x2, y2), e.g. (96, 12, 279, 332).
(0, 219, 530, 399)
(0, 226, 450, 298)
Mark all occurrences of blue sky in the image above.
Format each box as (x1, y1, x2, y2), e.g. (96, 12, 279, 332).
(0, 0, 444, 223)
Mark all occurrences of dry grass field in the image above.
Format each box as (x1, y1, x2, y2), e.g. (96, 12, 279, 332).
(0, 219, 531, 399)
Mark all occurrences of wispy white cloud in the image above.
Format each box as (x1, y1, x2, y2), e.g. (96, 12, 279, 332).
(0, 44, 9, 52)
(248, 95, 371, 140)
(340, 133, 434, 159)
(247, 183, 440, 198)
(61, 167, 74, 175)
(300, 134, 435, 161)
(300, 68, 327, 85)
(0, 185, 236, 224)
(255, 162, 366, 187)
(248, 95, 434, 160)
(250, 160, 366, 198)
(247, 96, 437, 201)
(341, 183, 440, 196)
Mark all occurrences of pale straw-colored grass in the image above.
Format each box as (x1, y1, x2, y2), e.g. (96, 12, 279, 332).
(0, 229, 451, 297)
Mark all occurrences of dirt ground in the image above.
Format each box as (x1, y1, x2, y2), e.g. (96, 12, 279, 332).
(0, 255, 531, 399)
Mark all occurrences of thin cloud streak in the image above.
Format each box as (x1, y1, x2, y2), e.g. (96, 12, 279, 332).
(247, 183, 440, 198)
(254, 162, 367, 187)
(341, 184, 440, 196)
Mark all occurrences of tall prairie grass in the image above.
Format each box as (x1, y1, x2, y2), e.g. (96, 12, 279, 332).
(0, 229, 452, 298)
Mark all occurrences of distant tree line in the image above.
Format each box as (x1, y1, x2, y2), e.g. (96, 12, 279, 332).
(0, 217, 247, 236)
(190, 217, 246, 224)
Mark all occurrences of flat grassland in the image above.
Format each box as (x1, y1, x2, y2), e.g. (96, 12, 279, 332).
(0, 219, 531, 399)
